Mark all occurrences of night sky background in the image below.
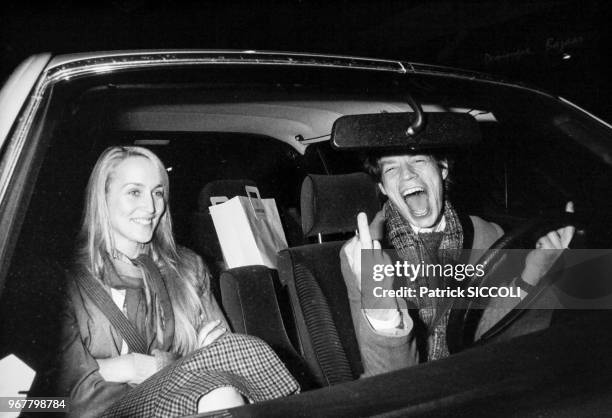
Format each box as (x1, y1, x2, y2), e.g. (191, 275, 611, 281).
(2, 0, 611, 119)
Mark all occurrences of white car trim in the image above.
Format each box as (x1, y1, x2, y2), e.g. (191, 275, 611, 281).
(0, 54, 51, 211)
(0, 53, 51, 150)
(559, 96, 612, 130)
(45, 49, 406, 71)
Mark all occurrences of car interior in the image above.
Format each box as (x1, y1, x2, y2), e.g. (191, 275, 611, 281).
(2, 62, 612, 414)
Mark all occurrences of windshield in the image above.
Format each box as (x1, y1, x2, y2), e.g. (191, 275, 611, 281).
(1, 58, 612, 416)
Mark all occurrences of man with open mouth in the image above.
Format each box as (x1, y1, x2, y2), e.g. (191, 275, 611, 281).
(341, 150, 575, 376)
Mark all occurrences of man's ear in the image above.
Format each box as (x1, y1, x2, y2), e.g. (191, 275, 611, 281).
(440, 159, 449, 180)
(378, 182, 388, 196)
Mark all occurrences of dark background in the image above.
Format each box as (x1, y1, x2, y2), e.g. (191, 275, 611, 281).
(2, 0, 611, 120)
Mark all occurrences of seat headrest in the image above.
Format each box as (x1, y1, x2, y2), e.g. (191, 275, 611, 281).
(300, 173, 380, 237)
(198, 179, 257, 211)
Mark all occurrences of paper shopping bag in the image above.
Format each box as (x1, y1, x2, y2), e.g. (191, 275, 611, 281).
(209, 186, 288, 269)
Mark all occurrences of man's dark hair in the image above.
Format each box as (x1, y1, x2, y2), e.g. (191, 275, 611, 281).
(362, 150, 454, 185)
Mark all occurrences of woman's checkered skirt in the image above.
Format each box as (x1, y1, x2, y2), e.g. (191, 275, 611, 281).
(102, 333, 300, 417)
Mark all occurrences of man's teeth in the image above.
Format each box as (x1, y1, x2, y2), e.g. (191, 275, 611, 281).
(132, 218, 153, 225)
(402, 187, 424, 197)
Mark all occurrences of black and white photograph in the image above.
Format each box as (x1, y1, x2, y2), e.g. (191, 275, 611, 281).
(1, 1, 611, 416)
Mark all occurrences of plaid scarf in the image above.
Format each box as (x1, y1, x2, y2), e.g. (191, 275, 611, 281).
(384, 199, 463, 361)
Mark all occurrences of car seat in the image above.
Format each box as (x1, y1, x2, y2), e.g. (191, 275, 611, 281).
(277, 172, 380, 386)
(191, 179, 258, 300)
(220, 265, 319, 390)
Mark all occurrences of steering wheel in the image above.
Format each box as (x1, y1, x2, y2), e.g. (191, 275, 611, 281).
(446, 212, 578, 354)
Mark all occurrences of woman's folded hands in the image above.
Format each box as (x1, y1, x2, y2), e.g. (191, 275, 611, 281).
(197, 319, 228, 348)
(97, 353, 159, 384)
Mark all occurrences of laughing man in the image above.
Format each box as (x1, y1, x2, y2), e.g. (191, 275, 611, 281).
(341, 151, 574, 376)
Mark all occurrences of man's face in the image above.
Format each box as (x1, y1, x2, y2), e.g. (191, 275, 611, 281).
(378, 154, 448, 229)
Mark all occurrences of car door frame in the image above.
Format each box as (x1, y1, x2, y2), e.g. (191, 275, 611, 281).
(0, 54, 52, 297)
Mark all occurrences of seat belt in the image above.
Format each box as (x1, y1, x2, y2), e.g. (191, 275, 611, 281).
(458, 212, 475, 250)
(76, 271, 149, 354)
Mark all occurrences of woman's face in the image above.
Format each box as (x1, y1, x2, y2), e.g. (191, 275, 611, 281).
(106, 156, 166, 257)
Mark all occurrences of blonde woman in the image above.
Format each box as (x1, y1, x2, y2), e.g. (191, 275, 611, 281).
(59, 146, 298, 417)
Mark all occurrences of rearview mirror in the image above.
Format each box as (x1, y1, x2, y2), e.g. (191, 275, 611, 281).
(331, 112, 481, 150)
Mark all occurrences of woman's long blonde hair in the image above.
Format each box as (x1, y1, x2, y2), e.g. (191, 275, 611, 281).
(76, 146, 205, 355)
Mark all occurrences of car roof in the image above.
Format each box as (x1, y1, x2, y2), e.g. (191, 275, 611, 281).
(44, 49, 503, 82)
(45, 49, 407, 73)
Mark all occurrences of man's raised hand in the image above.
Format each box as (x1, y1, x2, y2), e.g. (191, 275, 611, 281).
(522, 201, 575, 285)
